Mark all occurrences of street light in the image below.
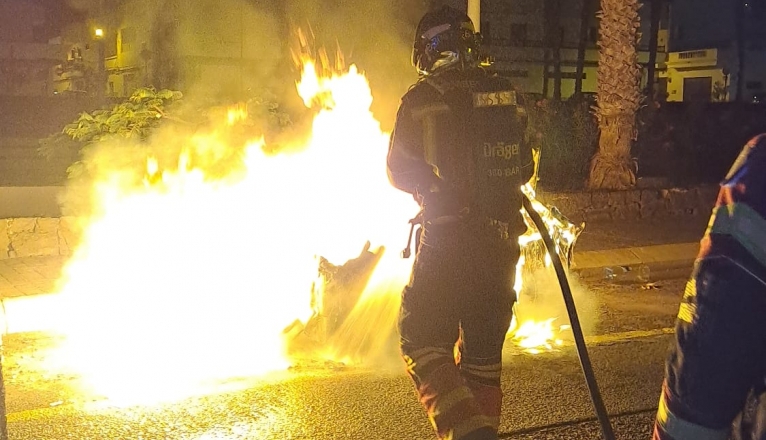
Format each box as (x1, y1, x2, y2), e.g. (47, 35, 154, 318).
(93, 27, 106, 99)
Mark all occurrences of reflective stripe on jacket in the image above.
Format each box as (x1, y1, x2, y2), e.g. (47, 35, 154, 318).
(655, 385, 730, 440)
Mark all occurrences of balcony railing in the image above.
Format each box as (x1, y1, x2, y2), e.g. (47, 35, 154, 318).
(667, 48, 718, 67)
(677, 50, 708, 60)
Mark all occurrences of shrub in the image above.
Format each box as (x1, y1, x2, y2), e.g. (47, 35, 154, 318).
(635, 102, 766, 186)
(525, 95, 599, 191)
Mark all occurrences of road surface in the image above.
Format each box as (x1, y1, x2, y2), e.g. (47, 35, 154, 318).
(1, 273, 686, 440)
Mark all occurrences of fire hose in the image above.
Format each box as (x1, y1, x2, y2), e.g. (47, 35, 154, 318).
(522, 194, 616, 440)
(399, 196, 616, 439)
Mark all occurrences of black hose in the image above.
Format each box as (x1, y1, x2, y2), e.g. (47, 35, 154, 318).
(522, 194, 616, 440)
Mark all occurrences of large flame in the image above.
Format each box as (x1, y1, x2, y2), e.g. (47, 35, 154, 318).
(46, 48, 580, 405)
(51, 55, 417, 405)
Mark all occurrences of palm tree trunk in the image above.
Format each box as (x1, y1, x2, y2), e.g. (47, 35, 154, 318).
(645, 0, 662, 100)
(586, 0, 642, 190)
(574, 0, 592, 96)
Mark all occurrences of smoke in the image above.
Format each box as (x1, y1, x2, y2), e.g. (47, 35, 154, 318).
(65, 0, 427, 130)
(65, 0, 100, 12)
(56, 0, 434, 257)
(515, 267, 600, 340)
(282, 0, 426, 130)
(57, 105, 256, 221)
(157, 0, 425, 131)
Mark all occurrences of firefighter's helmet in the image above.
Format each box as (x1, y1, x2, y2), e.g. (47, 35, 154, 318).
(412, 6, 482, 76)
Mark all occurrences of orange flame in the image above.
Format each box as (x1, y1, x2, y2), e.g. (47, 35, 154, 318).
(50, 54, 417, 405)
(46, 46, 579, 406)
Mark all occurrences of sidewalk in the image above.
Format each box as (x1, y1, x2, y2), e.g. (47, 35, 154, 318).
(0, 256, 67, 333)
(0, 218, 705, 333)
(574, 216, 708, 252)
(0, 256, 64, 299)
(570, 216, 707, 277)
(0, 216, 708, 300)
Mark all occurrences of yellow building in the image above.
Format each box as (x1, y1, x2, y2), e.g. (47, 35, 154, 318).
(53, 0, 285, 99)
(52, 23, 105, 96)
(659, 0, 766, 102)
(0, 1, 65, 96)
(477, 0, 669, 99)
(660, 49, 732, 102)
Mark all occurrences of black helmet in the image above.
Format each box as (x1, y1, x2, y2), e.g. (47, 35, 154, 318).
(411, 6, 481, 75)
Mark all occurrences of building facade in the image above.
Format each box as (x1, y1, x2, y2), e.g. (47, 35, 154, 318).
(52, 0, 286, 99)
(0, 1, 67, 96)
(445, 0, 670, 99)
(662, 0, 766, 102)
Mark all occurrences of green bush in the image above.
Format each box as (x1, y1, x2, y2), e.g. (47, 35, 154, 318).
(36, 87, 295, 218)
(39, 87, 293, 182)
(635, 102, 766, 186)
(525, 95, 598, 191)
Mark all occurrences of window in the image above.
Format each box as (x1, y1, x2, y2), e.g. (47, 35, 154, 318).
(746, 81, 763, 90)
(105, 31, 118, 58)
(509, 23, 527, 46)
(121, 28, 135, 53)
(68, 48, 82, 61)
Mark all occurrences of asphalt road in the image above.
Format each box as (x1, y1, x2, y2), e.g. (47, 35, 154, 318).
(1, 273, 687, 440)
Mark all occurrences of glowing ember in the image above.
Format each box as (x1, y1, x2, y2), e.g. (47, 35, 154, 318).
(507, 183, 583, 352)
(509, 318, 571, 354)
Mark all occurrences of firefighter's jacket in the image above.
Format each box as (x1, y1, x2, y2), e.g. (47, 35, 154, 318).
(387, 67, 533, 229)
(655, 134, 766, 440)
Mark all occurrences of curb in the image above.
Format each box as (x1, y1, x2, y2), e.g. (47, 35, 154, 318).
(571, 242, 698, 280)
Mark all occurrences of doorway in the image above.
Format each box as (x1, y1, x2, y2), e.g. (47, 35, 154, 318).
(683, 76, 712, 102)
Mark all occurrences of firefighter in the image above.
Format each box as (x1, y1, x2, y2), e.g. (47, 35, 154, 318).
(654, 134, 766, 440)
(387, 6, 533, 440)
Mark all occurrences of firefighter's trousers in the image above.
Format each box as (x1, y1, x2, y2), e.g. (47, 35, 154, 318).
(399, 218, 519, 440)
(654, 237, 766, 440)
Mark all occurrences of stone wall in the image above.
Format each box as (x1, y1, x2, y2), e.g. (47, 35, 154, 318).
(0, 186, 63, 218)
(538, 185, 719, 224)
(1, 217, 78, 260)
